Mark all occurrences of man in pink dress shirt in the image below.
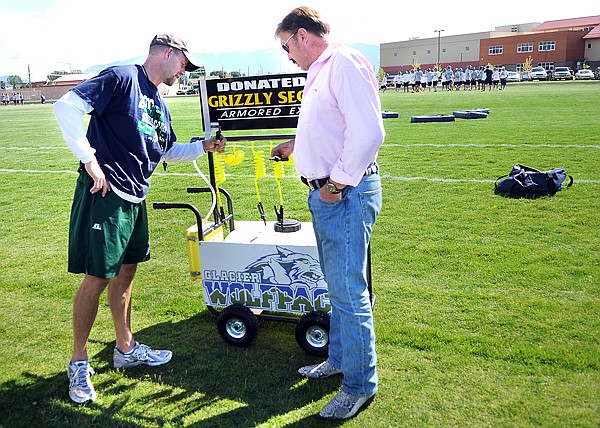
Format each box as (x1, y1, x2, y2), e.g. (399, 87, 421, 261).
(272, 6, 385, 420)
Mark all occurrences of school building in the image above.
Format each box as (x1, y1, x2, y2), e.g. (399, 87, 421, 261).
(381, 15, 600, 73)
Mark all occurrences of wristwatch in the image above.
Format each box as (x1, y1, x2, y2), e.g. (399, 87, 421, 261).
(325, 179, 342, 194)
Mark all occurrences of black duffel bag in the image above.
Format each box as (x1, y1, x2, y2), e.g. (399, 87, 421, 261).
(495, 164, 573, 198)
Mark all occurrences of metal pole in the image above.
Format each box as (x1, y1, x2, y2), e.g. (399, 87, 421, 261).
(435, 30, 444, 69)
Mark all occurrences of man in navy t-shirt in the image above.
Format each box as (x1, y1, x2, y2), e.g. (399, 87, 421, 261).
(54, 34, 226, 404)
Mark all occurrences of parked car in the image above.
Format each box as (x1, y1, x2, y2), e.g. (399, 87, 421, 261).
(506, 71, 521, 82)
(176, 88, 198, 95)
(575, 69, 594, 80)
(596, 67, 600, 79)
(553, 67, 573, 80)
(530, 67, 548, 81)
(520, 71, 532, 81)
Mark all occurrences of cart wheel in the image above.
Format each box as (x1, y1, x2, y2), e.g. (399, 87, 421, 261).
(216, 304, 259, 348)
(295, 312, 330, 356)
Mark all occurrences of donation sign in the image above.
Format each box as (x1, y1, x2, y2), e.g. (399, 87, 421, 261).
(203, 73, 306, 131)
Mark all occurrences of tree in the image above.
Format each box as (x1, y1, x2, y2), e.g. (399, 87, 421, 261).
(523, 55, 533, 73)
(377, 67, 387, 86)
(189, 67, 206, 79)
(8, 75, 23, 87)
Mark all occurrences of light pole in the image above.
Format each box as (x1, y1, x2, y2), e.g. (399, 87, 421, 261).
(434, 29, 444, 70)
(58, 62, 72, 73)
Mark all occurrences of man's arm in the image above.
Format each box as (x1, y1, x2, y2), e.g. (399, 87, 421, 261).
(54, 91, 110, 197)
(164, 136, 226, 163)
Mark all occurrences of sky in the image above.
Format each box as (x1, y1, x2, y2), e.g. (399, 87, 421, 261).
(0, 0, 598, 82)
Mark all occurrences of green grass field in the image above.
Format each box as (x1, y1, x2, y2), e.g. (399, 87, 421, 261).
(0, 82, 599, 427)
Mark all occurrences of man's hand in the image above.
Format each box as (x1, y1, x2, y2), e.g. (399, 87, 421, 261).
(271, 139, 295, 159)
(203, 136, 227, 153)
(84, 158, 110, 197)
(319, 179, 346, 202)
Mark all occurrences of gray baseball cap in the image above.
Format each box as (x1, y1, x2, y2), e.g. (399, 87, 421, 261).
(150, 33, 200, 72)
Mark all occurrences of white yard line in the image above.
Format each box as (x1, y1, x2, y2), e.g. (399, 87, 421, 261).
(1, 169, 599, 183)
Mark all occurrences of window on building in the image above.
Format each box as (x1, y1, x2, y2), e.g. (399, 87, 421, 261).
(489, 45, 503, 55)
(427, 49, 431, 54)
(538, 41, 556, 51)
(588, 43, 592, 49)
(539, 62, 554, 70)
(465, 46, 470, 52)
(412, 50, 417, 56)
(517, 43, 533, 53)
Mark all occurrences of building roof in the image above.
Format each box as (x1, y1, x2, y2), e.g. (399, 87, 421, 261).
(583, 25, 600, 40)
(52, 73, 97, 84)
(532, 15, 600, 32)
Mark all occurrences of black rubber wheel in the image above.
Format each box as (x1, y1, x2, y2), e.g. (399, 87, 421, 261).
(295, 312, 330, 356)
(216, 304, 259, 347)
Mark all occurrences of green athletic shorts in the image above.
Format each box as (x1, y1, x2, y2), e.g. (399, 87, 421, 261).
(68, 171, 150, 279)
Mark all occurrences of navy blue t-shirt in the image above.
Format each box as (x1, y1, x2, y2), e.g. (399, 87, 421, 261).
(72, 65, 176, 199)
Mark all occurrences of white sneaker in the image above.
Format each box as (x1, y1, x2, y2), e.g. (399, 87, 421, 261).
(319, 390, 375, 420)
(113, 342, 172, 368)
(68, 360, 96, 403)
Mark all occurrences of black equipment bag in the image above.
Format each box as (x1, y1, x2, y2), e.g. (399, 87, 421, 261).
(495, 164, 573, 198)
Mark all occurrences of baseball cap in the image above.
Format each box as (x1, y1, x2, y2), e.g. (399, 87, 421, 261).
(150, 33, 200, 72)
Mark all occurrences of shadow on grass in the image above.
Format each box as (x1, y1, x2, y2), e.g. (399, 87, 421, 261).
(0, 312, 342, 427)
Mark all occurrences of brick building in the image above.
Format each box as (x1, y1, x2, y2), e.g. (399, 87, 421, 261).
(381, 15, 600, 74)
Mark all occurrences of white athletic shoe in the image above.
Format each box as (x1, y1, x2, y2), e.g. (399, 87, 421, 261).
(113, 342, 172, 369)
(68, 360, 96, 404)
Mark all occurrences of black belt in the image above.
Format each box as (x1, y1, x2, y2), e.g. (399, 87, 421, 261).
(301, 162, 379, 190)
(301, 176, 329, 190)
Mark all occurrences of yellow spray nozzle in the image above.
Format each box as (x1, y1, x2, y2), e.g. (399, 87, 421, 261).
(225, 150, 245, 166)
(224, 141, 245, 166)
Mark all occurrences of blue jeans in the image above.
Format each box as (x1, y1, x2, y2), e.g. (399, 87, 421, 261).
(308, 173, 382, 397)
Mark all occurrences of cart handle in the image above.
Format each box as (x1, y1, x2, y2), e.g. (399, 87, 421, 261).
(152, 202, 203, 238)
(187, 187, 235, 232)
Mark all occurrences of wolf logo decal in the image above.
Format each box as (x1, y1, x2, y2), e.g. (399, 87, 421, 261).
(202, 246, 330, 313)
